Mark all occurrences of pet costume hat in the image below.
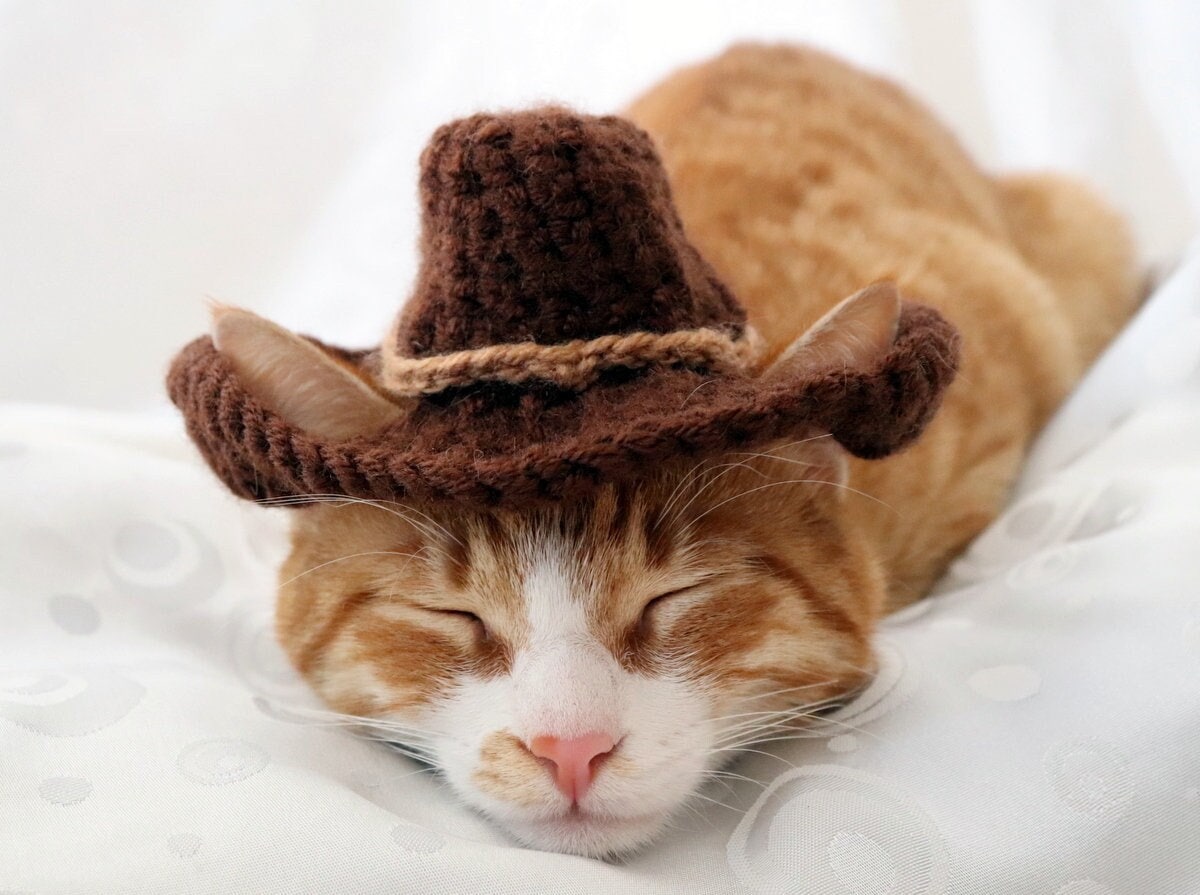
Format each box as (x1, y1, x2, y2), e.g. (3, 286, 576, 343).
(167, 108, 960, 508)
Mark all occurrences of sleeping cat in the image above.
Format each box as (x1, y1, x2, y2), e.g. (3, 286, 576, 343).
(186, 45, 1137, 857)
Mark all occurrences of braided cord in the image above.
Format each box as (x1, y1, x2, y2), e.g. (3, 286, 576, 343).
(380, 326, 763, 396)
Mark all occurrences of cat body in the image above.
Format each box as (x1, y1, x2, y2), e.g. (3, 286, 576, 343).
(198, 45, 1137, 856)
(627, 44, 1136, 604)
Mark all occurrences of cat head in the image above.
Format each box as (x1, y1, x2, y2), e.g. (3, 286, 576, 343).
(207, 284, 903, 857)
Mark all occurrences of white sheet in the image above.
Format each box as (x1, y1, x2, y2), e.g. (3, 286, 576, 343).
(2, 251, 1198, 892)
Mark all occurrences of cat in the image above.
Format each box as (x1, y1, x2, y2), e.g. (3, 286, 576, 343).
(203, 44, 1138, 857)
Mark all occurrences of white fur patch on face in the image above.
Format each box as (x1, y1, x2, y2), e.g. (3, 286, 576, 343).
(423, 529, 718, 857)
(512, 536, 622, 740)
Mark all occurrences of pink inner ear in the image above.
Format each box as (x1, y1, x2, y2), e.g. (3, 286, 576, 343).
(211, 305, 406, 441)
(770, 282, 902, 377)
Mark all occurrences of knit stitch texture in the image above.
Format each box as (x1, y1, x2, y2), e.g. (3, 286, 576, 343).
(166, 108, 961, 509)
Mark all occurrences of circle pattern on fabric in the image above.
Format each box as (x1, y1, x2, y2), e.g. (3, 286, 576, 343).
(1006, 545, 1079, 591)
(1, 671, 70, 696)
(728, 765, 948, 893)
(113, 520, 182, 571)
(946, 477, 1141, 587)
(949, 487, 1072, 579)
(167, 833, 203, 858)
(1070, 482, 1140, 540)
(107, 519, 223, 607)
(0, 670, 144, 736)
(178, 738, 269, 785)
(1005, 499, 1056, 539)
(826, 831, 898, 895)
(1044, 738, 1132, 817)
(968, 665, 1041, 702)
(48, 593, 101, 635)
(391, 823, 445, 855)
(39, 776, 92, 806)
(821, 640, 918, 732)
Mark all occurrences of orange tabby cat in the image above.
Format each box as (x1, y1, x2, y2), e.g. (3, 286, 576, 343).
(208, 45, 1137, 857)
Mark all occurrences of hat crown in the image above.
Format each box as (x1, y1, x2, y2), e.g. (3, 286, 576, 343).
(393, 109, 745, 358)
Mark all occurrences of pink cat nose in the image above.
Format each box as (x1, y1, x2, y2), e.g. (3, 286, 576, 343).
(528, 732, 616, 803)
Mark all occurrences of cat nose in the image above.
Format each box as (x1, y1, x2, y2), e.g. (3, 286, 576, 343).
(528, 732, 616, 803)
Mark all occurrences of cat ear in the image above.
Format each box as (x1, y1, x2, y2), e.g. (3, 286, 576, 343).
(210, 305, 406, 440)
(765, 282, 901, 379)
(759, 283, 903, 492)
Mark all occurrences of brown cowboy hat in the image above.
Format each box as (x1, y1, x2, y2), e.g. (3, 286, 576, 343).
(167, 108, 959, 508)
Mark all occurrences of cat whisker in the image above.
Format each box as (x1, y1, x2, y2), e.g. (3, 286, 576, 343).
(257, 493, 461, 551)
(374, 738, 438, 756)
(685, 789, 743, 815)
(719, 711, 893, 752)
(661, 433, 838, 526)
(673, 801, 712, 831)
(378, 500, 464, 548)
(714, 710, 838, 747)
(715, 705, 820, 734)
(713, 696, 848, 734)
(359, 727, 440, 749)
(282, 720, 440, 751)
(705, 684, 843, 722)
(732, 432, 837, 461)
(714, 713, 837, 745)
(276, 548, 435, 588)
(731, 447, 900, 513)
(655, 454, 735, 525)
(731, 680, 841, 702)
(771, 433, 838, 451)
(707, 745, 799, 770)
(702, 769, 769, 790)
(352, 723, 439, 745)
(267, 713, 437, 737)
(368, 764, 441, 787)
(665, 459, 771, 526)
(263, 703, 443, 743)
(690, 477, 898, 526)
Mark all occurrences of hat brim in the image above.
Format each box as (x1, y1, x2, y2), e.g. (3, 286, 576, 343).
(167, 304, 959, 509)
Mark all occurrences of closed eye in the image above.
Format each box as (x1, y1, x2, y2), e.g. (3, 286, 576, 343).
(427, 607, 490, 641)
(637, 584, 706, 635)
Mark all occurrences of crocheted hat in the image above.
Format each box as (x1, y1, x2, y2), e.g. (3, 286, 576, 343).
(167, 108, 960, 508)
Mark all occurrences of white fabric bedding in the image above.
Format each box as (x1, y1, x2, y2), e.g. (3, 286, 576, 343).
(2, 251, 1198, 892)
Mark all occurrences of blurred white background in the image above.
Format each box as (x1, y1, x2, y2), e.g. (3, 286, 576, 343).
(2, 0, 1197, 409)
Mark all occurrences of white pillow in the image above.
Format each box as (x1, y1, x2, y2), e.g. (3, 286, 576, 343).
(2, 250, 1198, 893)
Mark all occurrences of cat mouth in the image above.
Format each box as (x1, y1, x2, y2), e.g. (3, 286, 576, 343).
(552, 806, 661, 827)
(510, 801, 670, 836)
(508, 807, 670, 858)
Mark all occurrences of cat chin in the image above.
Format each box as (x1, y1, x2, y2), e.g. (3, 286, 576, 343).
(501, 808, 669, 858)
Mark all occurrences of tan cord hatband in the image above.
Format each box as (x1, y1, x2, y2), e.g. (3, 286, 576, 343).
(381, 326, 763, 396)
